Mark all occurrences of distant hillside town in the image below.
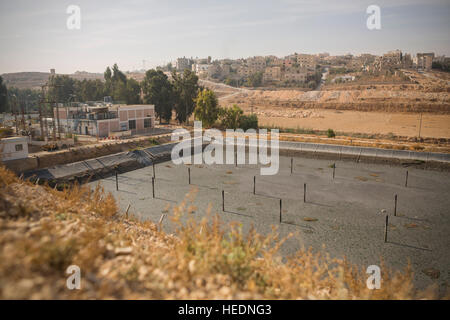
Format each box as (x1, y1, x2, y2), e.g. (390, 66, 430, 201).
(156, 50, 449, 88)
(1, 50, 449, 91)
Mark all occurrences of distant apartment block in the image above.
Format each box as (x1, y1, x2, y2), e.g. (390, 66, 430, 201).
(296, 54, 317, 70)
(282, 59, 295, 69)
(192, 63, 210, 77)
(246, 56, 266, 71)
(283, 72, 306, 82)
(53, 104, 155, 137)
(176, 57, 193, 71)
(263, 67, 282, 82)
(416, 53, 435, 71)
(372, 50, 413, 71)
(237, 66, 251, 77)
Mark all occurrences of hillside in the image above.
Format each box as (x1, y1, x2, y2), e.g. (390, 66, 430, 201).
(0, 165, 436, 299)
(1, 71, 104, 90)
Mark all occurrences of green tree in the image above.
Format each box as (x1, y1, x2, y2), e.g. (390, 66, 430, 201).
(172, 69, 199, 124)
(104, 66, 113, 96)
(327, 129, 336, 138)
(194, 89, 219, 128)
(125, 78, 141, 104)
(112, 81, 128, 103)
(219, 104, 243, 129)
(246, 72, 263, 87)
(112, 63, 127, 84)
(142, 69, 174, 123)
(6, 87, 40, 112)
(75, 79, 105, 102)
(103, 64, 141, 104)
(47, 75, 76, 103)
(239, 114, 258, 130)
(0, 76, 8, 113)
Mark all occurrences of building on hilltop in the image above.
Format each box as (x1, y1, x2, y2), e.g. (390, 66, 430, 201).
(176, 57, 193, 72)
(283, 72, 307, 83)
(263, 67, 282, 83)
(296, 54, 317, 70)
(246, 56, 266, 71)
(416, 53, 435, 71)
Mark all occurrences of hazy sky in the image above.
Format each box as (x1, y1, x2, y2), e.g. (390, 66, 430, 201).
(0, 0, 449, 74)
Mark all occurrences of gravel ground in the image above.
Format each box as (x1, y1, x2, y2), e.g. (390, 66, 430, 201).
(90, 154, 450, 295)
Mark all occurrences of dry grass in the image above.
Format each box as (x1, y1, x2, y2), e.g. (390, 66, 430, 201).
(0, 165, 441, 299)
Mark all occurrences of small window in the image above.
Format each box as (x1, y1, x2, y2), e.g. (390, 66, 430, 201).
(128, 119, 136, 130)
(144, 118, 151, 128)
(15, 144, 23, 151)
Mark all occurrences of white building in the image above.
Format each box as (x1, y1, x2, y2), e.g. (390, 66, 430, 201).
(53, 104, 155, 137)
(192, 63, 210, 77)
(0, 136, 29, 161)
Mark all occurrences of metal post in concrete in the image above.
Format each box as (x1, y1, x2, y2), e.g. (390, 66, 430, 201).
(394, 194, 398, 216)
(290, 158, 293, 175)
(279, 199, 282, 223)
(405, 170, 408, 187)
(304, 183, 306, 203)
(333, 163, 336, 179)
(152, 177, 155, 198)
(253, 176, 256, 195)
(188, 167, 191, 185)
(115, 171, 118, 191)
(384, 215, 389, 243)
(222, 190, 225, 211)
(153, 163, 156, 178)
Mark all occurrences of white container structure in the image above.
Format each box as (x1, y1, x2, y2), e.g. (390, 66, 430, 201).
(0, 136, 29, 161)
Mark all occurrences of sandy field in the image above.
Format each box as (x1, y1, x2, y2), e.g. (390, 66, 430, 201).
(256, 109, 450, 139)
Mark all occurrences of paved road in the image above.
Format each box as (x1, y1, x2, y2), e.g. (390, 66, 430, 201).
(315, 67, 329, 91)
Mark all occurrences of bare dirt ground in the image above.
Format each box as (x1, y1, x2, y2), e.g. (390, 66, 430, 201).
(224, 88, 450, 113)
(218, 70, 450, 141)
(256, 109, 450, 139)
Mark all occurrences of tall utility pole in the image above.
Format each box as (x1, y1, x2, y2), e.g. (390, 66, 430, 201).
(44, 76, 64, 141)
(39, 87, 45, 140)
(20, 97, 26, 132)
(40, 82, 60, 141)
(55, 101, 62, 139)
(418, 113, 423, 139)
(67, 94, 76, 136)
(50, 77, 63, 139)
(11, 95, 19, 134)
